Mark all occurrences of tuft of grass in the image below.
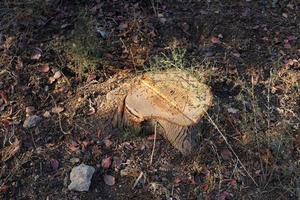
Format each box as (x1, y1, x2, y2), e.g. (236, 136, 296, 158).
(51, 7, 116, 81)
(146, 48, 186, 71)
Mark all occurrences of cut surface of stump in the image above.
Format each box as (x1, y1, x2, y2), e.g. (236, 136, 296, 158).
(122, 69, 213, 155)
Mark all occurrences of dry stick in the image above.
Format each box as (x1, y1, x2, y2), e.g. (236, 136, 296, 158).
(50, 95, 70, 135)
(205, 111, 258, 187)
(150, 122, 157, 165)
(132, 172, 144, 189)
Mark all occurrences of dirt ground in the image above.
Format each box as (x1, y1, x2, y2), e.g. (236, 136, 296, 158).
(0, 0, 299, 199)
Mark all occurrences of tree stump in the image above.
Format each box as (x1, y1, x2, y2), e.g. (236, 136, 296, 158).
(113, 69, 213, 155)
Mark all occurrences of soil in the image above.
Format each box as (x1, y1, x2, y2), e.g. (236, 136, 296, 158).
(0, 0, 299, 200)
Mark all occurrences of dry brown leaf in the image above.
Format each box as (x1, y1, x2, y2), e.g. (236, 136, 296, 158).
(232, 52, 240, 58)
(37, 64, 50, 73)
(25, 106, 35, 115)
(86, 74, 96, 83)
(68, 142, 80, 152)
(51, 106, 64, 113)
(53, 71, 62, 79)
(49, 77, 56, 84)
(103, 139, 113, 148)
(0, 185, 9, 194)
(101, 156, 112, 169)
(260, 149, 274, 165)
(2, 37, 14, 50)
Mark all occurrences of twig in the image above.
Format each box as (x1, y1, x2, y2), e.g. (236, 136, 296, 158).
(50, 95, 70, 135)
(150, 122, 157, 165)
(132, 172, 144, 189)
(209, 140, 223, 193)
(205, 111, 258, 187)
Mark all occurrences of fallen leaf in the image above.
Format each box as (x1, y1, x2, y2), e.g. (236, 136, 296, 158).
(221, 149, 233, 160)
(68, 142, 80, 152)
(122, 142, 134, 150)
(0, 185, 9, 194)
(103, 138, 113, 148)
(86, 74, 96, 83)
(25, 106, 35, 115)
(229, 179, 237, 188)
(81, 140, 90, 150)
(200, 183, 209, 191)
(104, 53, 113, 59)
(37, 64, 50, 73)
(232, 53, 240, 58)
(53, 71, 62, 79)
(103, 174, 115, 186)
(101, 156, 112, 169)
(49, 77, 56, 84)
(174, 177, 182, 184)
(87, 106, 96, 116)
(2, 37, 14, 50)
(43, 111, 51, 118)
(50, 159, 59, 171)
(260, 148, 274, 165)
(211, 36, 221, 44)
(51, 106, 64, 113)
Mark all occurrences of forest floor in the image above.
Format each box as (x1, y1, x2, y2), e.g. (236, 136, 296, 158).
(0, 0, 299, 199)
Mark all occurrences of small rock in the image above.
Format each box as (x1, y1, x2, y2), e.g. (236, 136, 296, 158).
(227, 107, 239, 114)
(282, 13, 288, 18)
(23, 115, 42, 128)
(68, 163, 95, 192)
(103, 174, 115, 186)
(43, 111, 51, 118)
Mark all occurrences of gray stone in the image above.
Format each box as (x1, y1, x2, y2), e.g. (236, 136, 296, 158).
(23, 115, 42, 128)
(68, 163, 95, 192)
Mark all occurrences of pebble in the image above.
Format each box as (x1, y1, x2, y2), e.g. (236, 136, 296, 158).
(68, 163, 95, 192)
(23, 115, 42, 128)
